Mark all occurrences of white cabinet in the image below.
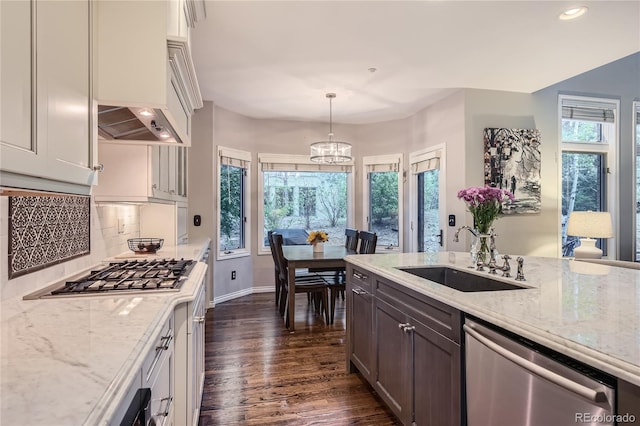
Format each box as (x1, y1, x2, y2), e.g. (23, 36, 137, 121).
(174, 271, 206, 426)
(151, 145, 188, 201)
(94, 143, 189, 245)
(142, 314, 175, 426)
(112, 313, 174, 425)
(95, 0, 203, 146)
(0, 0, 97, 193)
(94, 143, 187, 204)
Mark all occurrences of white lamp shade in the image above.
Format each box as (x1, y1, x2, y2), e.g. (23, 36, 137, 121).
(566, 211, 613, 238)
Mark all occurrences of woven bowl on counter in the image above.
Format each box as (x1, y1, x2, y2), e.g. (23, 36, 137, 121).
(127, 238, 164, 254)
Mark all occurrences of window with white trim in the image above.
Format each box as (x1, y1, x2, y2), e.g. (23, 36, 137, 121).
(362, 154, 403, 251)
(258, 154, 354, 253)
(217, 146, 251, 258)
(559, 95, 618, 258)
(635, 102, 640, 260)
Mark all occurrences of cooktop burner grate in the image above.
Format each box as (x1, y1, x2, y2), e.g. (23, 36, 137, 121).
(25, 258, 195, 299)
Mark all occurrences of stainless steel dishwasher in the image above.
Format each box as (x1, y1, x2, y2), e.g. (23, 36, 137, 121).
(464, 319, 615, 426)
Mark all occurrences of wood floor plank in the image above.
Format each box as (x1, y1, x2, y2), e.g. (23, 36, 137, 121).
(199, 292, 398, 425)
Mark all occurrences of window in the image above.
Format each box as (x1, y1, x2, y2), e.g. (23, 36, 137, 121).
(217, 146, 251, 258)
(362, 154, 403, 251)
(559, 95, 618, 258)
(258, 154, 354, 253)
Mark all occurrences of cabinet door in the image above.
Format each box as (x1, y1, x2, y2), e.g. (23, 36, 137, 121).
(190, 282, 206, 425)
(1, 0, 94, 189)
(151, 145, 172, 199)
(374, 298, 410, 423)
(348, 284, 373, 380)
(0, 0, 32, 152)
(176, 146, 188, 198)
(412, 319, 461, 426)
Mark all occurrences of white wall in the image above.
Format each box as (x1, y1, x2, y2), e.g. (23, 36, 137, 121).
(463, 89, 548, 256)
(412, 90, 467, 252)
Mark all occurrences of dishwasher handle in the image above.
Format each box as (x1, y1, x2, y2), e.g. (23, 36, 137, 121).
(463, 324, 609, 404)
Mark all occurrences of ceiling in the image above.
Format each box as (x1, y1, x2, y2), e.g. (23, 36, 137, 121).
(190, 1, 640, 124)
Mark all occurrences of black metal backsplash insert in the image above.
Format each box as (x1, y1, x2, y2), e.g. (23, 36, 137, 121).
(8, 194, 90, 279)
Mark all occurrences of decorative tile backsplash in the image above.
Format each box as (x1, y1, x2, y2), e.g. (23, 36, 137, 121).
(8, 195, 90, 278)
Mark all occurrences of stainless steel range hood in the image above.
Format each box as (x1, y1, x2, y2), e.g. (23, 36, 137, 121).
(98, 105, 183, 144)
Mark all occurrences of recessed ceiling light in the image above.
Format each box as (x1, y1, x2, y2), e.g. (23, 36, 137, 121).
(368, 67, 377, 73)
(559, 6, 588, 20)
(139, 109, 153, 117)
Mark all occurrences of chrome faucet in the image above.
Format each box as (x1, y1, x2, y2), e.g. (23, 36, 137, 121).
(453, 226, 478, 242)
(515, 257, 526, 281)
(501, 254, 512, 278)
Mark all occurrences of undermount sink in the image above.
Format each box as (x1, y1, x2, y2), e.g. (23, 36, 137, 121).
(396, 266, 527, 292)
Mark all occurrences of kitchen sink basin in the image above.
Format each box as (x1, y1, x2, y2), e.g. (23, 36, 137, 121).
(396, 266, 527, 292)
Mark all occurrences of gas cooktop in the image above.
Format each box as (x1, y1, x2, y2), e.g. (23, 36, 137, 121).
(24, 258, 195, 300)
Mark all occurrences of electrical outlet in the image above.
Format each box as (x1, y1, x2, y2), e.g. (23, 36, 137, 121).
(117, 218, 125, 234)
(231, 271, 236, 280)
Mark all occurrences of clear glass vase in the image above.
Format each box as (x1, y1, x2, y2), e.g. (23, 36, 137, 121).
(470, 222, 494, 266)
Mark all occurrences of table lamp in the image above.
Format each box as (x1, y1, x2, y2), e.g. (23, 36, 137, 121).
(566, 211, 612, 259)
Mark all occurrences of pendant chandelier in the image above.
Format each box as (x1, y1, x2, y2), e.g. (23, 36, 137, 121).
(310, 93, 352, 164)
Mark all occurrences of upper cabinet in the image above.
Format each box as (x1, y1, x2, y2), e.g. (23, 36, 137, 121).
(94, 0, 204, 146)
(0, 0, 97, 194)
(93, 143, 187, 204)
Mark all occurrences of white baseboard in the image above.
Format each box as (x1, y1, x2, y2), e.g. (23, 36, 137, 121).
(210, 286, 274, 307)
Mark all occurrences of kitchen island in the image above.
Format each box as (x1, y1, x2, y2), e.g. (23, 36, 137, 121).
(345, 251, 640, 424)
(0, 238, 210, 425)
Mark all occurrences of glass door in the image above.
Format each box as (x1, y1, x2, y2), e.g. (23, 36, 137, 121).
(410, 145, 445, 253)
(417, 169, 441, 252)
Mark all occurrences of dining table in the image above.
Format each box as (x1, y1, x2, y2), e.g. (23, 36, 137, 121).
(282, 244, 355, 331)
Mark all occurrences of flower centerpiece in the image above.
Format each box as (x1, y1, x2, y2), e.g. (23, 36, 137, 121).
(457, 186, 515, 262)
(307, 230, 329, 252)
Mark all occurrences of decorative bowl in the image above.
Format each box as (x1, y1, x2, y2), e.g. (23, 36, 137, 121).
(127, 238, 164, 254)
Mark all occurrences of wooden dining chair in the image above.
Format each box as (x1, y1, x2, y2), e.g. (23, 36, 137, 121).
(358, 231, 378, 254)
(272, 233, 330, 327)
(345, 228, 360, 251)
(316, 228, 360, 324)
(267, 231, 284, 312)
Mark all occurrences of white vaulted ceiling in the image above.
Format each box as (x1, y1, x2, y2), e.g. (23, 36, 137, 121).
(190, 1, 640, 124)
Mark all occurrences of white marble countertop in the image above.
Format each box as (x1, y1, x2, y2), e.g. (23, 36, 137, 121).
(345, 251, 640, 387)
(0, 238, 210, 426)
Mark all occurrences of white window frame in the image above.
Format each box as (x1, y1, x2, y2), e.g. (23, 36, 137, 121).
(558, 94, 619, 259)
(634, 101, 640, 260)
(216, 146, 251, 260)
(257, 153, 354, 255)
(362, 154, 403, 252)
(409, 144, 446, 253)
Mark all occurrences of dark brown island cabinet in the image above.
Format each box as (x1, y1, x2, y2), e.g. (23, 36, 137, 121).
(346, 264, 462, 425)
(346, 263, 640, 426)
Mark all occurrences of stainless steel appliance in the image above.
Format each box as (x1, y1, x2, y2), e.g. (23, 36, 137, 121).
(464, 318, 615, 426)
(24, 258, 194, 300)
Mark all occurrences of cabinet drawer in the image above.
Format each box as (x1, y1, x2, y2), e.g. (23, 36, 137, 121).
(375, 276, 461, 343)
(142, 314, 174, 384)
(347, 265, 373, 293)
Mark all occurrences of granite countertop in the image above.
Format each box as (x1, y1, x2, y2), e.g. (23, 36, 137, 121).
(0, 238, 210, 426)
(345, 251, 640, 387)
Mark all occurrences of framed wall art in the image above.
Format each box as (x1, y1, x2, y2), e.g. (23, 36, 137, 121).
(483, 127, 541, 214)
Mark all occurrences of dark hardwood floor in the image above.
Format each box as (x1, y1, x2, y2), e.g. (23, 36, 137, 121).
(198, 292, 398, 425)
